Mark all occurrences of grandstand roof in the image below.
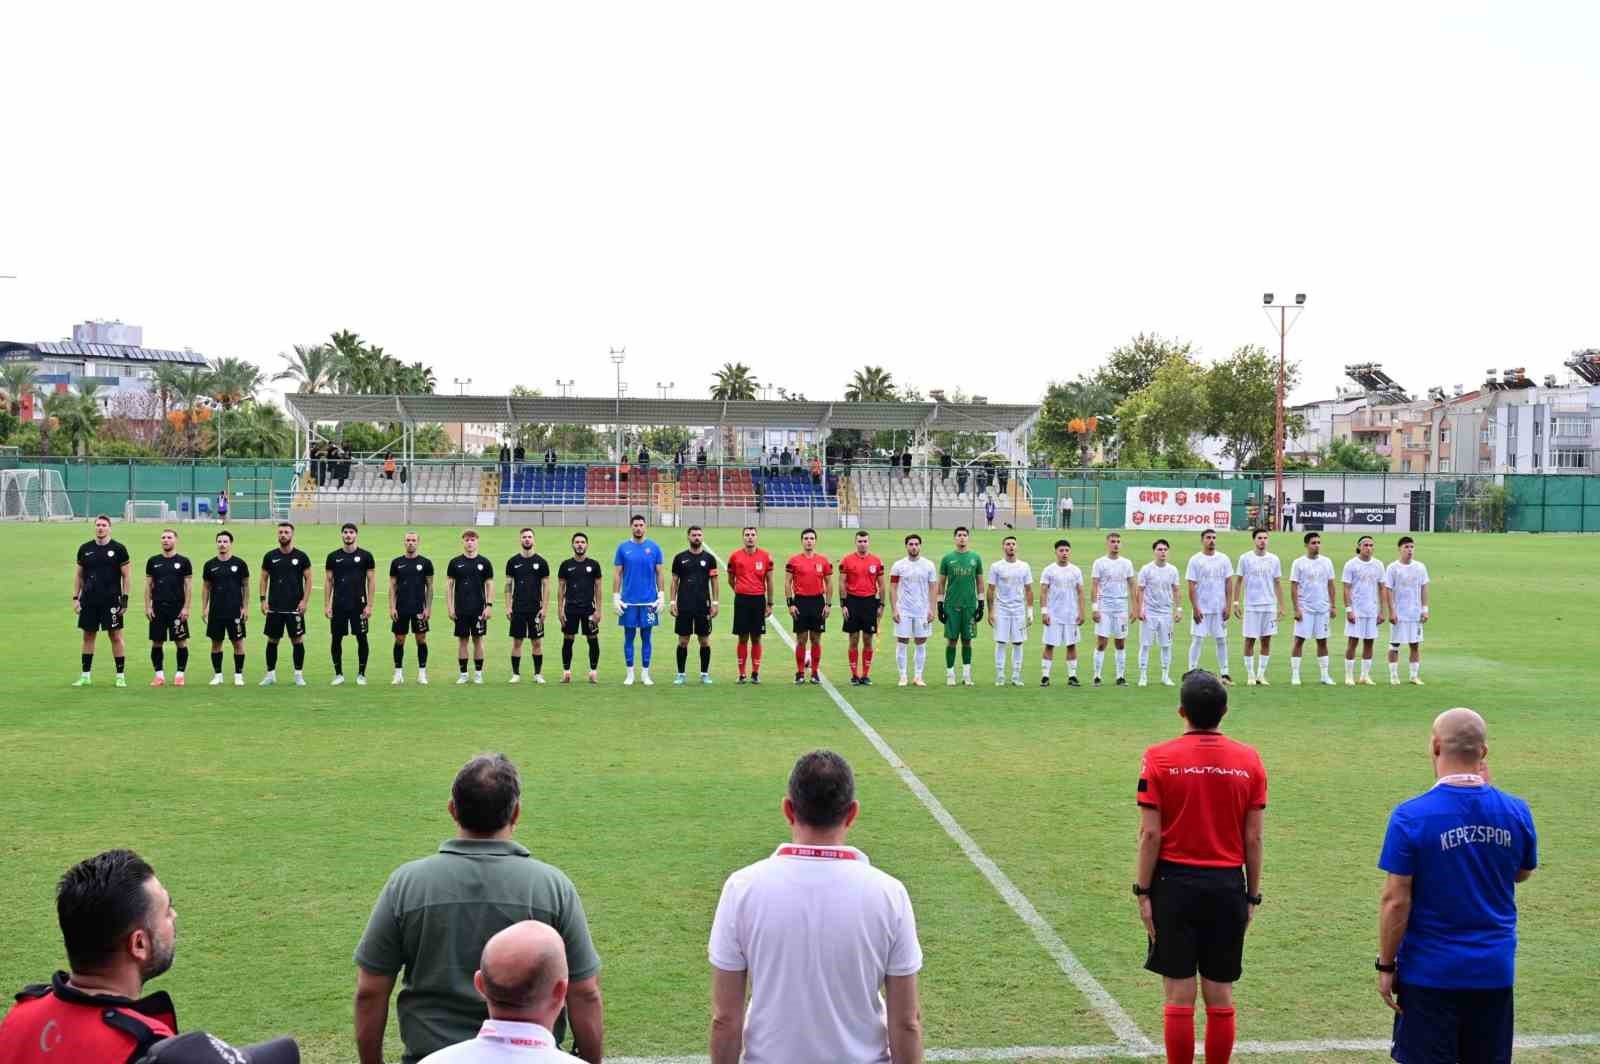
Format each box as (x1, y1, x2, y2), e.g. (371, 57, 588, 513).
(283, 394, 1042, 434)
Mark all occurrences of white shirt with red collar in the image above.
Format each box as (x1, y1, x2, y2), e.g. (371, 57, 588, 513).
(417, 1019, 579, 1062)
(709, 842, 923, 1064)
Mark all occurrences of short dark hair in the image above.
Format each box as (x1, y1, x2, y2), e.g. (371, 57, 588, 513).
(1180, 670, 1229, 730)
(1252, 527, 1268, 538)
(1398, 535, 1415, 548)
(1303, 532, 1320, 545)
(904, 533, 921, 545)
(801, 528, 817, 538)
(787, 750, 856, 828)
(953, 526, 969, 536)
(1002, 535, 1017, 545)
(462, 530, 478, 540)
(855, 530, 869, 539)
(571, 532, 588, 544)
(1200, 528, 1215, 538)
(341, 522, 358, 533)
(278, 521, 295, 531)
(687, 525, 703, 534)
(452, 754, 522, 834)
(95, 514, 112, 524)
(1054, 539, 1071, 549)
(1106, 531, 1121, 540)
(520, 527, 534, 535)
(216, 530, 233, 542)
(630, 514, 645, 524)
(742, 526, 757, 534)
(1153, 538, 1170, 550)
(1357, 535, 1374, 548)
(56, 849, 157, 971)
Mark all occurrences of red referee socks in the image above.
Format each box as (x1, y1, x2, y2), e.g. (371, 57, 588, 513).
(737, 642, 749, 676)
(1204, 1006, 1235, 1063)
(1163, 1005, 1195, 1064)
(862, 646, 873, 675)
(751, 643, 762, 670)
(848, 646, 859, 676)
(795, 644, 808, 671)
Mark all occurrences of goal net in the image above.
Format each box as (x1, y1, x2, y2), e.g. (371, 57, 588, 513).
(1, 469, 74, 520)
(124, 499, 173, 522)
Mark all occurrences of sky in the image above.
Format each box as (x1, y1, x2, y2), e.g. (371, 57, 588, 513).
(2, 1, 1597, 408)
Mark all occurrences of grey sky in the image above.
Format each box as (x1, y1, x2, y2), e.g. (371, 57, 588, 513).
(3, 1, 1595, 406)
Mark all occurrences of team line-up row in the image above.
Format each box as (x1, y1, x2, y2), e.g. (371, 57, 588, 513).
(68, 515, 1432, 690)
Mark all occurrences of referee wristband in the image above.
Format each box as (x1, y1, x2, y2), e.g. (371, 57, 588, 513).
(786, 597, 796, 608)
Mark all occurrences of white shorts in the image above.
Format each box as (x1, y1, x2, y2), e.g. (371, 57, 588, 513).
(1094, 610, 1129, 639)
(894, 615, 933, 640)
(1243, 610, 1278, 639)
(1140, 613, 1174, 648)
(1190, 611, 1228, 638)
(1041, 620, 1080, 647)
(1293, 611, 1330, 640)
(1390, 620, 1425, 646)
(1345, 614, 1379, 641)
(992, 609, 1028, 644)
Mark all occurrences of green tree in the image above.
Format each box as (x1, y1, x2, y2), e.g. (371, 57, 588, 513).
(1203, 344, 1307, 470)
(709, 362, 759, 400)
(220, 401, 294, 458)
(1317, 437, 1390, 472)
(1, 362, 39, 417)
(844, 366, 897, 403)
(46, 383, 105, 456)
(149, 363, 195, 421)
(1096, 333, 1195, 405)
(641, 426, 693, 456)
(208, 357, 265, 458)
(1112, 356, 1211, 469)
(167, 366, 215, 457)
(1037, 376, 1118, 468)
(273, 343, 339, 394)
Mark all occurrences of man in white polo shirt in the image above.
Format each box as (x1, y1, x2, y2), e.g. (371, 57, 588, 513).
(419, 921, 580, 1062)
(708, 750, 924, 1064)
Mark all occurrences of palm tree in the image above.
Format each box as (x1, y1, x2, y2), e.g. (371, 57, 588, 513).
(148, 363, 194, 421)
(1, 362, 39, 417)
(47, 383, 105, 456)
(273, 344, 339, 394)
(844, 366, 897, 402)
(221, 400, 293, 458)
(167, 366, 214, 456)
(208, 357, 265, 457)
(710, 362, 759, 400)
(395, 361, 436, 395)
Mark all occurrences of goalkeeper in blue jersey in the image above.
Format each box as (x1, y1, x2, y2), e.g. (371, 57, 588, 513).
(612, 513, 665, 686)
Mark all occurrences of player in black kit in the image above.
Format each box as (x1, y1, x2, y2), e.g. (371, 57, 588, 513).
(144, 528, 193, 687)
(669, 525, 720, 685)
(557, 531, 604, 684)
(324, 522, 376, 685)
(259, 521, 313, 686)
(388, 530, 434, 684)
(73, 514, 132, 687)
(446, 529, 495, 684)
(201, 529, 249, 686)
(504, 527, 551, 684)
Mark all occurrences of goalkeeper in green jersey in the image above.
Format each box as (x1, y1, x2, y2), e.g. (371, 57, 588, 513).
(936, 525, 985, 686)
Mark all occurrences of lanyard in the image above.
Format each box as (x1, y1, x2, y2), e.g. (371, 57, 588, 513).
(776, 845, 858, 860)
(1434, 773, 1485, 788)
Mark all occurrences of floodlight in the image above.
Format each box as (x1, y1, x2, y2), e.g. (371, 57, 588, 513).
(1263, 293, 1274, 305)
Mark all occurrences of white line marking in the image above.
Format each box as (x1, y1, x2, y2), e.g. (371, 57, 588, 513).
(610, 1032, 1600, 1064)
(765, 615, 1157, 1052)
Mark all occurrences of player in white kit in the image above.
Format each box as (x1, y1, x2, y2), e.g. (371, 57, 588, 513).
(1383, 535, 1431, 685)
(1134, 538, 1183, 687)
(1185, 528, 1235, 683)
(986, 536, 1034, 686)
(1288, 531, 1337, 686)
(1233, 527, 1284, 685)
(1341, 534, 1385, 685)
(890, 533, 939, 687)
(1038, 539, 1085, 687)
(1090, 532, 1135, 686)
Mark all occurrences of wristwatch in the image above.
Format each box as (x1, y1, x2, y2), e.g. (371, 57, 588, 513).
(1246, 892, 1263, 905)
(1131, 883, 1152, 898)
(1375, 956, 1397, 973)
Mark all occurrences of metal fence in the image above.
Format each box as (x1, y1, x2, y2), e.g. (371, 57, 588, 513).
(2, 457, 1596, 533)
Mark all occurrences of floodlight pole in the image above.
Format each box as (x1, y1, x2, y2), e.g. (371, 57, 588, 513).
(610, 348, 626, 462)
(1261, 296, 1305, 529)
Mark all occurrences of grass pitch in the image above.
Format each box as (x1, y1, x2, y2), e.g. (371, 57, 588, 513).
(1, 521, 1597, 1063)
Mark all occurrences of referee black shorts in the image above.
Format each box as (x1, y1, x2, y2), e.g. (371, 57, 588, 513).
(732, 593, 767, 637)
(842, 594, 880, 635)
(1143, 860, 1249, 983)
(791, 594, 826, 634)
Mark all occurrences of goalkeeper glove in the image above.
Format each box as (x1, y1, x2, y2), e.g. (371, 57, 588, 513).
(974, 601, 985, 622)
(612, 593, 624, 615)
(937, 601, 947, 623)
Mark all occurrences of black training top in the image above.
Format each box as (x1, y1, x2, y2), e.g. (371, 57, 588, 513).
(558, 557, 603, 614)
(203, 556, 250, 618)
(261, 548, 313, 613)
(325, 547, 376, 613)
(76, 539, 130, 607)
(145, 553, 193, 610)
(671, 548, 720, 614)
(390, 555, 435, 616)
(447, 554, 494, 616)
(505, 553, 551, 614)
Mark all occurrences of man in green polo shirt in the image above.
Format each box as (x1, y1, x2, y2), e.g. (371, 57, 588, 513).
(936, 525, 985, 687)
(353, 753, 604, 1064)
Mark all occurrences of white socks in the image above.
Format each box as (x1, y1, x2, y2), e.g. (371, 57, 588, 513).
(1114, 649, 1126, 679)
(1319, 655, 1330, 679)
(1160, 645, 1172, 678)
(1093, 649, 1104, 678)
(1410, 660, 1420, 680)
(1137, 645, 1151, 674)
(896, 642, 928, 680)
(897, 643, 909, 676)
(1041, 657, 1053, 678)
(1188, 637, 1203, 671)
(1215, 638, 1229, 676)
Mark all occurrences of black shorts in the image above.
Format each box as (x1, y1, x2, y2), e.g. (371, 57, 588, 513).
(733, 593, 767, 636)
(77, 603, 125, 633)
(148, 610, 190, 643)
(561, 610, 600, 638)
(674, 609, 712, 638)
(1143, 861, 1249, 983)
(206, 616, 247, 643)
(392, 613, 430, 636)
(791, 594, 826, 634)
(842, 594, 880, 635)
(454, 614, 488, 639)
(330, 611, 369, 638)
(264, 612, 306, 640)
(1390, 982, 1513, 1064)
(509, 612, 545, 640)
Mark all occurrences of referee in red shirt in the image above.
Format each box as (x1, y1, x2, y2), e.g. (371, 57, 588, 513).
(836, 531, 887, 685)
(1135, 669, 1266, 1064)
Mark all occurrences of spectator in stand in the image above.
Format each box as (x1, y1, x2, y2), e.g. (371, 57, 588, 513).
(974, 465, 989, 496)
(779, 447, 792, 468)
(338, 445, 352, 489)
(674, 446, 686, 479)
(355, 754, 604, 1064)
(997, 463, 1010, 496)
(767, 447, 780, 470)
(384, 454, 397, 481)
(0, 849, 180, 1062)
(310, 442, 323, 487)
(1281, 497, 1296, 532)
(696, 446, 708, 469)
(940, 450, 952, 481)
(545, 446, 558, 476)
(418, 921, 581, 1063)
(499, 444, 512, 486)
(956, 464, 970, 497)
(809, 455, 822, 490)
(709, 750, 923, 1064)
(637, 445, 650, 472)
(513, 444, 526, 476)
